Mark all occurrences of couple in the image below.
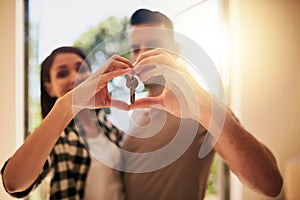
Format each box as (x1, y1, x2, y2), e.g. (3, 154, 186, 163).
(1, 9, 282, 200)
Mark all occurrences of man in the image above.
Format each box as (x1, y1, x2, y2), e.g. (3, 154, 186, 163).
(122, 9, 282, 200)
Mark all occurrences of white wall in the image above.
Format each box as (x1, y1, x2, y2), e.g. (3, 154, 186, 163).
(0, 0, 24, 199)
(229, 0, 300, 199)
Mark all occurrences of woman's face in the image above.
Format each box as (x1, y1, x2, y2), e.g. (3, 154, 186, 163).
(44, 53, 91, 98)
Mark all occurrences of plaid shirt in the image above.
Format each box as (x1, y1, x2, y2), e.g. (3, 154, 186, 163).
(1, 109, 123, 200)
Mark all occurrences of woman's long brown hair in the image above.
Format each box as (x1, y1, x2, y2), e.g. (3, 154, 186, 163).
(40, 46, 91, 118)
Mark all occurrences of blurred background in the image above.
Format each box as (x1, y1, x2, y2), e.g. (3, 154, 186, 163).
(0, 0, 299, 199)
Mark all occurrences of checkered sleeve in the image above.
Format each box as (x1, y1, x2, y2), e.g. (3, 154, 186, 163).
(97, 109, 123, 146)
(1, 155, 52, 198)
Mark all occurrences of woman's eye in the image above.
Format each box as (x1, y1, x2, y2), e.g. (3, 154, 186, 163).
(57, 70, 69, 78)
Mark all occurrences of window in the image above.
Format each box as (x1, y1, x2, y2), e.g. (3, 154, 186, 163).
(26, 0, 229, 199)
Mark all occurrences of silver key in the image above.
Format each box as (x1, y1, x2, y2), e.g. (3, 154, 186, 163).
(126, 76, 138, 104)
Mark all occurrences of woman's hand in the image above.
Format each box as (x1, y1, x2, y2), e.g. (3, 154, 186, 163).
(72, 55, 133, 113)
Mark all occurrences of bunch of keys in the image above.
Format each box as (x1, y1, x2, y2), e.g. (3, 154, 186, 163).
(126, 76, 138, 104)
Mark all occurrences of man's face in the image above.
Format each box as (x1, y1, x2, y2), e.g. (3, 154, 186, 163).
(129, 23, 175, 62)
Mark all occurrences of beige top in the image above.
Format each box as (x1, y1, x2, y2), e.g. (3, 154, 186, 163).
(84, 134, 124, 200)
(123, 108, 215, 200)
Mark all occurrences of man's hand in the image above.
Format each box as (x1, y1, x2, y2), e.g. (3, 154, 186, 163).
(130, 48, 212, 124)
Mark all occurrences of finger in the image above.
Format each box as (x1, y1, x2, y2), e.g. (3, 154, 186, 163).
(135, 50, 188, 75)
(105, 60, 132, 73)
(137, 64, 179, 83)
(111, 54, 134, 68)
(134, 52, 164, 68)
(100, 68, 131, 83)
(134, 54, 163, 74)
(110, 99, 130, 111)
(134, 63, 157, 77)
(130, 96, 162, 110)
(138, 68, 164, 83)
(134, 54, 184, 75)
(134, 48, 163, 66)
(134, 48, 180, 67)
(93, 57, 131, 75)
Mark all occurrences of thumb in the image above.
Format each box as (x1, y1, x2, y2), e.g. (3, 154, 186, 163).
(110, 99, 130, 111)
(130, 96, 162, 110)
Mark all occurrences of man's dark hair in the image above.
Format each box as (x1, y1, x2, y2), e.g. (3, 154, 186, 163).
(130, 8, 173, 30)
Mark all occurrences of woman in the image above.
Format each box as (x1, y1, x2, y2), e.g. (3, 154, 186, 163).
(1, 46, 132, 199)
